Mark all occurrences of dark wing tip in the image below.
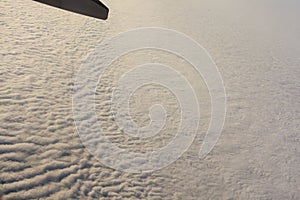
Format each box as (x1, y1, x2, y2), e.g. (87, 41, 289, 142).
(33, 0, 109, 20)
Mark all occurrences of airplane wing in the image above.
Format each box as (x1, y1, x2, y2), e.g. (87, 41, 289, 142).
(33, 0, 109, 20)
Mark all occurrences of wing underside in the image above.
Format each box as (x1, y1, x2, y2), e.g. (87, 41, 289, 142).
(33, 0, 109, 20)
